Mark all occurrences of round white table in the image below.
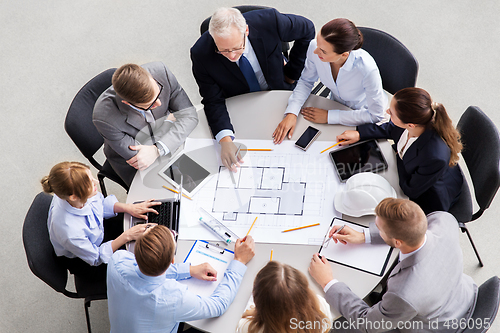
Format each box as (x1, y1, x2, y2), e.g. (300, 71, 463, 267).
(125, 90, 401, 333)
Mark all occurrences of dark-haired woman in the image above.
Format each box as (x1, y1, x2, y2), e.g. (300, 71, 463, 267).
(273, 18, 387, 144)
(236, 261, 332, 333)
(337, 87, 463, 214)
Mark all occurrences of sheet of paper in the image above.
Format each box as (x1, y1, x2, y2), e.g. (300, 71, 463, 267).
(319, 218, 393, 276)
(179, 138, 343, 246)
(178, 240, 234, 297)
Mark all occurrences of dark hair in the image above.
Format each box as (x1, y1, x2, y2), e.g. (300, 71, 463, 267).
(375, 198, 427, 247)
(247, 261, 329, 333)
(393, 87, 462, 166)
(135, 225, 175, 276)
(41, 161, 93, 201)
(112, 64, 155, 104)
(320, 18, 363, 54)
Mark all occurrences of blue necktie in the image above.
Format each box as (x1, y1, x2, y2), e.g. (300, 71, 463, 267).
(239, 55, 261, 92)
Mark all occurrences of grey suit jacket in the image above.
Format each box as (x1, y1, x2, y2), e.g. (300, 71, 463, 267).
(325, 212, 477, 333)
(93, 62, 198, 186)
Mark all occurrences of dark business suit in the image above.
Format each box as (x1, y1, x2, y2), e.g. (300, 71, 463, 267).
(326, 212, 477, 333)
(357, 121, 463, 214)
(190, 8, 314, 137)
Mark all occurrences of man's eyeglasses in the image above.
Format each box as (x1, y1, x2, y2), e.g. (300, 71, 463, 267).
(130, 80, 163, 111)
(215, 34, 246, 55)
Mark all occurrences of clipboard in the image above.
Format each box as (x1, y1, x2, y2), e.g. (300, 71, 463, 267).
(319, 217, 393, 276)
(179, 240, 235, 297)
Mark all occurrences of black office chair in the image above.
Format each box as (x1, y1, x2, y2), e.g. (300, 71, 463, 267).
(312, 27, 419, 98)
(22, 192, 107, 333)
(64, 68, 129, 197)
(449, 106, 500, 267)
(463, 276, 500, 333)
(199, 5, 290, 59)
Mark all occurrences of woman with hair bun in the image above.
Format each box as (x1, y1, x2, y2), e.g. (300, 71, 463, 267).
(337, 87, 463, 214)
(236, 261, 332, 333)
(41, 161, 159, 280)
(273, 18, 387, 144)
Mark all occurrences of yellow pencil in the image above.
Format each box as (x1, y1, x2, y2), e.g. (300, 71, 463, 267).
(246, 217, 258, 236)
(162, 186, 193, 200)
(270, 249, 273, 261)
(320, 140, 346, 154)
(241, 149, 273, 151)
(282, 223, 320, 233)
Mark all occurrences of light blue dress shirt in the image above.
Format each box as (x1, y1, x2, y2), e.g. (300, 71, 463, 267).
(285, 40, 387, 126)
(47, 192, 118, 266)
(215, 36, 269, 143)
(107, 250, 247, 333)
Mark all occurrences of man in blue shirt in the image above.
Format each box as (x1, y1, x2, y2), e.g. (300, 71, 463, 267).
(107, 225, 255, 333)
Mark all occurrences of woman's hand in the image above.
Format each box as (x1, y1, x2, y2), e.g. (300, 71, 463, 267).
(127, 199, 162, 220)
(273, 113, 297, 144)
(301, 107, 328, 124)
(336, 130, 361, 145)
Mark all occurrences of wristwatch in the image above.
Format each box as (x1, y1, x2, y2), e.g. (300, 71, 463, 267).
(154, 142, 165, 156)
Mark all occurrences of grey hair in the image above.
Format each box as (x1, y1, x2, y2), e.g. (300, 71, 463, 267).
(208, 7, 247, 38)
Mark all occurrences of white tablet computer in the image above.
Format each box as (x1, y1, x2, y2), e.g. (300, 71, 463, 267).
(158, 152, 213, 197)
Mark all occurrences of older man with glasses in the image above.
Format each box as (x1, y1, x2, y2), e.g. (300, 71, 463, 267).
(107, 225, 256, 333)
(93, 62, 199, 186)
(190, 7, 314, 171)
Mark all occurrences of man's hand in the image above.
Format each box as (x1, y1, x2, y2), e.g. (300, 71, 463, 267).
(127, 145, 160, 170)
(123, 223, 157, 242)
(308, 253, 334, 289)
(127, 199, 162, 220)
(220, 138, 243, 172)
(272, 113, 297, 144)
(328, 225, 365, 245)
(301, 107, 328, 124)
(336, 131, 361, 146)
(234, 236, 255, 265)
(190, 262, 218, 281)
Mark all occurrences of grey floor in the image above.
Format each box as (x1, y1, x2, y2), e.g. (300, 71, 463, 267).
(2, 0, 500, 332)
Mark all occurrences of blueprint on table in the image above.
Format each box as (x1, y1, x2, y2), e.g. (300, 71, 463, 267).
(178, 138, 343, 246)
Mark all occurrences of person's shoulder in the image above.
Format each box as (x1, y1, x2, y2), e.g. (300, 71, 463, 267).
(93, 85, 120, 119)
(352, 49, 378, 72)
(426, 211, 457, 234)
(191, 32, 213, 57)
(142, 61, 166, 73)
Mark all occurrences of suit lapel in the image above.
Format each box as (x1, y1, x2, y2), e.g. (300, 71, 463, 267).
(388, 231, 434, 279)
(115, 96, 147, 131)
(248, 26, 268, 80)
(400, 129, 434, 165)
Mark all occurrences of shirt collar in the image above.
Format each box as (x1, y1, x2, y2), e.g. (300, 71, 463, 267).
(134, 264, 167, 285)
(56, 193, 96, 217)
(399, 234, 427, 262)
(340, 50, 357, 71)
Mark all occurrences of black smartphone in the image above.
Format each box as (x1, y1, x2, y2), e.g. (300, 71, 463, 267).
(295, 126, 321, 151)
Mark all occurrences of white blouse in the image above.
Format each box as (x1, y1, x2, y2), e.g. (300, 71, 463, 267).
(285, 39, 387, 126)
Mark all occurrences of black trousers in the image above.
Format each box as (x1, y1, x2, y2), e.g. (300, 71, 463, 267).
(57, 213, 125, 282)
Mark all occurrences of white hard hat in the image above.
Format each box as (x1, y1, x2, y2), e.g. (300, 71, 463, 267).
(334, 172, 397, 217)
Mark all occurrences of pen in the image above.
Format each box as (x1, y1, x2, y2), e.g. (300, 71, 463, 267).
(270, 249, 273, 261)
(320, 140, 346, 154)
(162, 186, 193, 200)
(282, 223, 320, 233)
(323, 225, 345, 248)
(230, 144, 242, 184)
(246, 217, 258, 236)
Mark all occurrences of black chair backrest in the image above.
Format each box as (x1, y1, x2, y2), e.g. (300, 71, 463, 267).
(358, 27, 418, 95)
(200, 5, 270, 35)
(22, 192, 77, 297)
(458, 106, 500, 216)
(464, 276, 500, 333)
(64, 68, 116, 171)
